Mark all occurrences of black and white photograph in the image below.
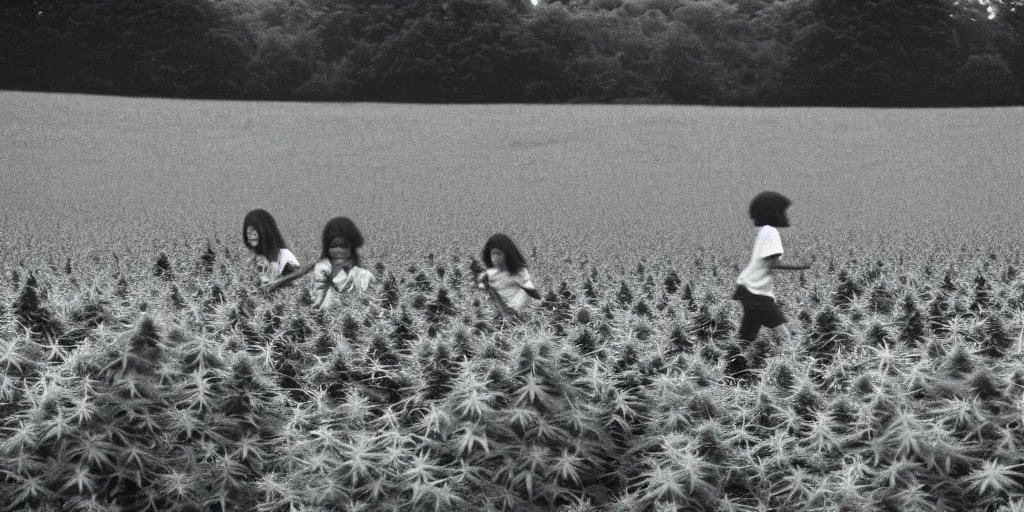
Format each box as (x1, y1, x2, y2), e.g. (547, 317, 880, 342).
(2, 0, 1024, 510)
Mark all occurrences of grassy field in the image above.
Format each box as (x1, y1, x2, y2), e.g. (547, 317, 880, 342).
(2, 92, 1024, 511)
(2, 92, 1023, 267)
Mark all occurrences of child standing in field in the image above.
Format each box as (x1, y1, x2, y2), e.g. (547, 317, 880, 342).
(310, 217, 374, 310)
(477, 233, 541, 319)
(262, 217, 374, 310)
(243, 209, 301, 286)
(733, 191, 810, 343)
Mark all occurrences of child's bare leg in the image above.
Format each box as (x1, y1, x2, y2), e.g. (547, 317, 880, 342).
(772, 324, 791, 343)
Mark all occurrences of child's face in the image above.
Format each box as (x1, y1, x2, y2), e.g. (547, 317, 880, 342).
(490, 249, 506, 269)
(329, 237, 352, 261)
(246, 226, 259, 248)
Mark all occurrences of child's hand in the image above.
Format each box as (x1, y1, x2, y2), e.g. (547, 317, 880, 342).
(332, 267, 371, 293)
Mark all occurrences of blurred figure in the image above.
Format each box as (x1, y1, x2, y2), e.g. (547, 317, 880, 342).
(476, 233, 540, 319)
(308, 217, 374, 310)
(733, 191, 810, 344)
(243, 209, 300, 286)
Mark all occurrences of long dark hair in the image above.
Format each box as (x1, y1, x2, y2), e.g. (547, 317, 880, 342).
(243, 209, 289, 260)
(320, 217, 364, 266)
(749, 191, 791, 228)
(482, 233, 528, 275)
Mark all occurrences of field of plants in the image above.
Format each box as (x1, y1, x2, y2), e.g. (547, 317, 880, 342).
(2, 238, 1024, 511)
(2, 93, 1024, 510)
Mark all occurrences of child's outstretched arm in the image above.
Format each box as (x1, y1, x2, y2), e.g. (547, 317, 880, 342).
(515, 271, 541, 300)
(765, 255, 810, 271)
(262, 261, 317, 292)
(519, 283, 541, 300)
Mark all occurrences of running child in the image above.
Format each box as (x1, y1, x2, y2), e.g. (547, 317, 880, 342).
(733, 191, 810, 343)
(243, 209, 301, 286)
(476, 233, 541, 318)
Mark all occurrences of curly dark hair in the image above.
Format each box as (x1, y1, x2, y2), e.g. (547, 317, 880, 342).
(749, 191, 791, 228)
(320, 217, 364, 266)
(482, 233, 528, 275)
(243, 209, 289, 261)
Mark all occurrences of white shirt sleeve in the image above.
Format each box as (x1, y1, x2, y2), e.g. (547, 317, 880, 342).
(753, 226, 784, 260)
(514, 269, 535, 289)
(279, 249, 300, 268)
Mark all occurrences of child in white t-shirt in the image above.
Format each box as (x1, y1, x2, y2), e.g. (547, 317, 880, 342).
(476, 233, 540, 318)
(309, 217, 374, 310)
(733, 192, 810, 343)
(262, 217, 374, 311)
(243, 209, 301, 286)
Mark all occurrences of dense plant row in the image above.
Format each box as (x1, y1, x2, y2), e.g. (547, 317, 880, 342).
(1, 0, 1022, 105)
(1, 240, 1023, 511)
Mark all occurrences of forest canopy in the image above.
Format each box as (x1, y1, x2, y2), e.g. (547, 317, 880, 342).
(1, 0, 1022, 105)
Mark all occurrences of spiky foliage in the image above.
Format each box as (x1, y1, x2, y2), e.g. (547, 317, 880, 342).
(972, 274, 992, 312)
(153, 252, 173, 279)
(14, 273, 62, 344)
(929, 292, 954, 335)
(898, 294, 927, 345)
(1, 240, 1023, 511)
(870, 282, 896, 314)
(664, 271, 682, 295)
(199, 243, 216, 273)
(834, 270, 862, 306)
(617, 281, 633, 306)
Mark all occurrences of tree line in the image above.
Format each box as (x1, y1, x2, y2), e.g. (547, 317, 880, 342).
(1, 0, 1022, 105)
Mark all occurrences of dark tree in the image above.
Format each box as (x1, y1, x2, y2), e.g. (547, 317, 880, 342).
(783, 0, 961, 106)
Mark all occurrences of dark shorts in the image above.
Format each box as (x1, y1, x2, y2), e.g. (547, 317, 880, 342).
(732, 285, 786, 341)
